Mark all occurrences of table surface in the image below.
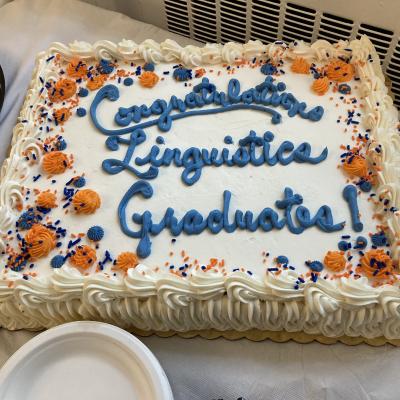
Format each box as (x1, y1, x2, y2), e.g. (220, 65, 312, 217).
(0, 1, 399, 399)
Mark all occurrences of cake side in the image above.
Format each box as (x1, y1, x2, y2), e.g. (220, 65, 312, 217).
(0, 37, 399, 339)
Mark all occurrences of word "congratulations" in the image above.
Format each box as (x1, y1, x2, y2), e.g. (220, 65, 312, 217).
(90, 76, 325, 136)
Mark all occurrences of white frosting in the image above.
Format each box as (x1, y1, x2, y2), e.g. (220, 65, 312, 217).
(0, 37, 399, 339)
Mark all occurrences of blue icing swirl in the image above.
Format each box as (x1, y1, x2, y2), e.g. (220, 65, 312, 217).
(260, 63, 277, 75)
(143, 63, 155, 72)
(276, 255, 289, 264)
(338, 240, 350, 251)
(76, 107, 86, 117)
(51, 255, 65, 268)
(306, 260, 324, 272)
(371, 232, 387, 247)
(57, 138, 67, 150)
(354, 235, 367, 249)
(17, 210, 37, 230)
(87, 225, 104, 241)
(78, 87, 89, 97)
(73, 177, 86, 188)
(173, 67, 192, 81)
(123, 77, 134, 86)
(98, 59, 114, 74)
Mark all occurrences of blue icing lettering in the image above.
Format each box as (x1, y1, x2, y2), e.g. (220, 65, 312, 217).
(343, 184, 363, 232)
(118, 184, 345, 258)
(102, 129, 328, 186)
(90, 77, 325, 137)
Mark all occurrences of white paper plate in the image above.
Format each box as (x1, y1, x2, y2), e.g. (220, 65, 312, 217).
(0, 322, 173, 400)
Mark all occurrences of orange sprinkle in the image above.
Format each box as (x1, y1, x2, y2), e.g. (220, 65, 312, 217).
(72, 189, 101, 214)
(139, 71, 159, 88)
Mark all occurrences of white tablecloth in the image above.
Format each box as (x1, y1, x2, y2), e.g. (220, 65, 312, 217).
(0, 1, 399, 399)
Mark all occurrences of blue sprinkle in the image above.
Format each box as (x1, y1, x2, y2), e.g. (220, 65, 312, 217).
(224, 135, 233, 145)
(87, 226, 104, 241)
(182, 271, 187, 277)
(51, 255, 65, 268)
(156, 136, 165, 145)
(173, 67, 192, 81)
(268, 267, 278, 272)
(306, 260, 324, 272)
(76, 107, 86, 117)
(78, 87, 89, 97)
(98, 59, 114, 74)
(276, 255, 289, 265)
(73, 177, 86, 188)
(143, 63, 155, 72)
(123, 77, 134, 86)
(17, 210, 37, 230)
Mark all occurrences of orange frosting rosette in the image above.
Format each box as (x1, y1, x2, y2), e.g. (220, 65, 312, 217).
(72, 189, 101, 214)
(36, 191, 57, 209)
(70, 245, 97, 269)
(53, 107, 71, 125)
(139, 71, 159, 88)
(87, 75, 106, 91)
(66, 57, 87, 79)
(48, 78, 77, 102)
(343, 154, 368, 178)
(114, 252, 139, 273)
(326, 60, 354, 82)
(42, 151, 69, 175)
(290, 57, 310, 74)
(323, 251, 346, 272)
(359, 249, 393, 280)
(25, 224, 56, 259)
(311, 76, 329, 95)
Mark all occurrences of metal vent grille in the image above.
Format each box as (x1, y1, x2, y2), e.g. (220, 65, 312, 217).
(220, 0, 247, 42)
(192, 0, 217, 42)
(318, 13, 354, 42)
(163, 0, 400, 108)
(165, 0, 190, 38)
(282, 2, 315, 43)
(357, 23, 393, 62)
(386, 40, 400, 108)
(250, 0, 280, 43)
